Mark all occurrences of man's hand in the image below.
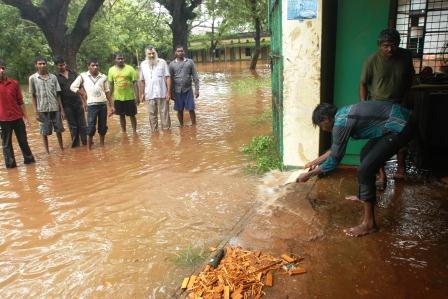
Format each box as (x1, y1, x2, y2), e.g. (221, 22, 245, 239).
(135, 98, 140, 106)
(195, 91, 199, 98)
(140, 94, 145, 103)
(35, 112, 41, 122)
(296, 172, 312, 183)
(23, 117, 30, 127)
(108, 107, 115, 117)
(60, 110, 65, 121)
(166, 93, 171, 102)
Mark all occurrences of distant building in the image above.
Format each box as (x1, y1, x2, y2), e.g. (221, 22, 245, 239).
(188, 32, 271, 63)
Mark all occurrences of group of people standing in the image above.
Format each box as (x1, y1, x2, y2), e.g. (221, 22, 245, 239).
(296, 28, 415, 237)
(0, 45, 199, 168)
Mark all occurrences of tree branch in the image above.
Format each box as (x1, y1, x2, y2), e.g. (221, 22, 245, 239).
(2, 0, 43, 26)
(69, 0, 105, 49)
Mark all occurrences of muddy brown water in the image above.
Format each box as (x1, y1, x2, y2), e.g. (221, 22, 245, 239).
(0, 62, 272, 298)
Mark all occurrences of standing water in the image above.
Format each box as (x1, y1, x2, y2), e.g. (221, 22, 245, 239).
(0, 62, 272, 298)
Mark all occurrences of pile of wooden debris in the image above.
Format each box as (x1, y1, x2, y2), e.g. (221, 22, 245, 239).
(181, 246, 306, 298)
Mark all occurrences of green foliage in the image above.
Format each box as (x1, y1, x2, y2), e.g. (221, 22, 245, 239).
(0, 1, 173, 80)
(230, 76, 271, 95)
(171, 245, 206, 267)
(0, 4, 51, 82)
(241, 135, 283, 175)
(251, 111, 272, 125)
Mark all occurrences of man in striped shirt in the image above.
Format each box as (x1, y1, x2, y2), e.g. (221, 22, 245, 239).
(296, 101, 413, 237)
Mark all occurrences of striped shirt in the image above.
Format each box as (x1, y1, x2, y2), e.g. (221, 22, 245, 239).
(29, 73, 61, 112)
(320, 101, 410, 173)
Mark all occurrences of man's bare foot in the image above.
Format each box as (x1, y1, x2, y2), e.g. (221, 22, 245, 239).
(343, 223, 378, 237)
(345, 195, 362, 202)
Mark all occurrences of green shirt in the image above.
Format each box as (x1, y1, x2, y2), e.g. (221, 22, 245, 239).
(107, 64, 137, 101)
(360, 48, 414, 102)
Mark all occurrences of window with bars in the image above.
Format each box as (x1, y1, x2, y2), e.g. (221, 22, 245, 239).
(396, 0, 448, 73)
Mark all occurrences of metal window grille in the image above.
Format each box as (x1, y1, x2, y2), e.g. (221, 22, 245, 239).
(396, 0, 448, 73)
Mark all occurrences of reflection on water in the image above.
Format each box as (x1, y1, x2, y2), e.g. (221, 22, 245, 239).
(0, 62, 272, 298)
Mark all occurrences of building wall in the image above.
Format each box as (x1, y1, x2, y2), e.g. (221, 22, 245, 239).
(282, 0, 322, 167)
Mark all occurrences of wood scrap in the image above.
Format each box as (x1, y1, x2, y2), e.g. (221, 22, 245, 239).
(184, 246, 306, 298)
(181, 277, 190, 289)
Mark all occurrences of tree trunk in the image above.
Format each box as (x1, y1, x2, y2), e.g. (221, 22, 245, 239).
(2, 0, 104, 70)
(249, 0, 261, 70)
(157, 0, 202, 57)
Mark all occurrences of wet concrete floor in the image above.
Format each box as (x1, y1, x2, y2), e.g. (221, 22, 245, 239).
(234, 167, 448, 299)
(0, 62, 272, 298)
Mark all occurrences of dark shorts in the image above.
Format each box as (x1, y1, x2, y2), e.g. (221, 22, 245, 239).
(38, 111, 64, 136)
(174, 90, 195, 111)
(87, 104, 108, 136)
(114, 100, 137, 116)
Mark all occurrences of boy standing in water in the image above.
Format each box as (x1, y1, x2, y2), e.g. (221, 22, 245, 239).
(29, 56, 65, 153)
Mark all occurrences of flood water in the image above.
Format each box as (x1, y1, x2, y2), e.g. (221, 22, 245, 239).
(0, 62, 272, 298)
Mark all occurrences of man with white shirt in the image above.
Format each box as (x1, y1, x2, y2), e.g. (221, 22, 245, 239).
(139, 45, 171, 131)
(70, 58, 114, 150)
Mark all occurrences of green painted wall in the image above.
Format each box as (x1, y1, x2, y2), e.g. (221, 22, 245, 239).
(333, 0, 390, 165)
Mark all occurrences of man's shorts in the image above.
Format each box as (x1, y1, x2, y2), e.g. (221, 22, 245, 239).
(174, 90, 195, 111)
(114, 99, 137, 116)
(38, 111, 64, 136)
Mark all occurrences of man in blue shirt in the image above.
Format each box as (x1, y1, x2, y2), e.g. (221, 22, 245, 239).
(297, 101, 413, 237)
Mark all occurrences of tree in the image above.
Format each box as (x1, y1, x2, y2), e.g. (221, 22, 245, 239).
(156, 0, 202, 53)
(1, 0, 105, 69)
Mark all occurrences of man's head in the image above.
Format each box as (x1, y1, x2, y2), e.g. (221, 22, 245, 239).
(377, 28, 400, 58)
(53, 56, 67, 73)
(87, 58, 100, 76)
(174, 45, 185, 60)
(145, 45, 158, 64)
(34, 56, 48, 73)
(0, 59, 6, 81)
(114, 52, 125, 67)
(312, 103, 337, 132)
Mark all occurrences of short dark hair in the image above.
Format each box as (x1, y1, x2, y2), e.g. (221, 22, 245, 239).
(312, 103, 338, 126)
(114, 52, 125, 58)
(175, 45, 184, 51)
(53, 56, 65, 65)
(34, 56, 47, 64)
(87, 58, 99, 65)
(378, 28, 400, 45)
(145, 45, 155, 51)
(0, 59, 6, 67)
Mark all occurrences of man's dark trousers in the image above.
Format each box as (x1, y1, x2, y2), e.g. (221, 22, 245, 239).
(0, 119, 34, 168)
(64, 104, 87, 147)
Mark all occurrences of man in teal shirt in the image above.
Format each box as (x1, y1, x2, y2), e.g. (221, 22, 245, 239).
(297, 101, 413, 237)
(108, 53, 139, 133)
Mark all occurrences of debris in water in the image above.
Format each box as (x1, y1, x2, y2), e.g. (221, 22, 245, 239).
(183, 246, 306, 298)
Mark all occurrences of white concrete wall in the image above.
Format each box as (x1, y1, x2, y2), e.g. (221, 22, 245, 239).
(282, 0, 322, 167)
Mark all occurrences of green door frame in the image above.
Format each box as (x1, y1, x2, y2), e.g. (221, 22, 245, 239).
(269, 0, 284, 160)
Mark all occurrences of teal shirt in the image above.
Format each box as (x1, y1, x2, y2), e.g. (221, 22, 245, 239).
(320, 101, 410, 173)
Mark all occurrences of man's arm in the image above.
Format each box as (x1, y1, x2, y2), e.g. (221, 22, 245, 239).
(304, 150, 331, 169)
(133, 81, 139, 105)
(359, 58, 371, 101)
(57, 94, 65, 120)
(139, 80, 145, 103)
(359, 82, 368, 101)
(191, 61, 199, 98)
(104, 80, 114, 115)
(29, 77, 39, 121)
(165, 76, 171, 102)
(108, 81, 114, 100)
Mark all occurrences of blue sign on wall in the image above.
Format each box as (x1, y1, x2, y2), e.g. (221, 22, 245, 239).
(287, 0, 318, 20)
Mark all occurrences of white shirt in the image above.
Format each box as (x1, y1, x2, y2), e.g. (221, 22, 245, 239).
(140, 59, 170, 100)
(70, 72, 110, 105)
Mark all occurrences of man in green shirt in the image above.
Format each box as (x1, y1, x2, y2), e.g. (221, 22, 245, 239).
(108, 53, 139, 133)
(360, 28, 414, 186)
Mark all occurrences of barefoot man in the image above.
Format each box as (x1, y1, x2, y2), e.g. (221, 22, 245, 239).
(296, 101, 413, 237)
